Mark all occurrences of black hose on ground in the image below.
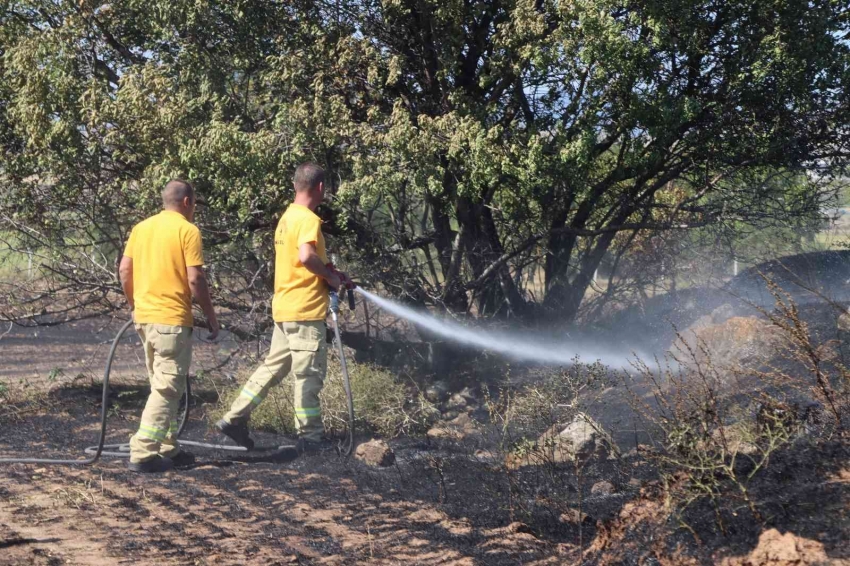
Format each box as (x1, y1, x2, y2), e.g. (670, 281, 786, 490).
(0, 313, 358, 464)
(0, 319, 134, 465)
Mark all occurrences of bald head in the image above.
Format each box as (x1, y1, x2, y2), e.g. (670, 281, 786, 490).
(161, 179, 196, 221)
(293, 163, 325, 194)
(162, 179, 195, 208)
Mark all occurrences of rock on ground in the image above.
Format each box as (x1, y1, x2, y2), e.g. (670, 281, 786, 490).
(355, 439, 395, 467)
(558, 509, 594, 526)
(446, 392, 467, 410)
(709, 423, 759, 456)
(425, 381, 450, 403)
(506, 412, 618, 469)
(591, 481, 616, 496)
(675, 315, 784, 373)
(427, 412, 480, 441)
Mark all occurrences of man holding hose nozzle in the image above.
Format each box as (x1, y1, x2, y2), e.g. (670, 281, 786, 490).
(119, 179, 220, 473)
(217, 163, 352, 455)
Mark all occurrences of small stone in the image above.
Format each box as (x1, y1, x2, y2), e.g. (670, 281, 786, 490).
(710, 425, 759, 456)
(558, 509, 594, 525)
(447, 393, 467, 410)
(427, 426, 448, 439)
(458, 386, 477, 401)
(591, 481, 615, 496)
(623, 447, 649, 460)
(473, 449, 497, 462)
(427, 412, 479, 441)
(536, 412, 618, 464)
(425, 381, 449, 403)
(839, 310, 850, 332)
(354, 439, 395, 467)
(627, 478, 642, 490)
(450, 412, 472, 427)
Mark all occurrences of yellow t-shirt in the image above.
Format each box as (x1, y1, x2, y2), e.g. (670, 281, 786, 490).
(124, 210, 204, 327)
(271, 204, 329, 322)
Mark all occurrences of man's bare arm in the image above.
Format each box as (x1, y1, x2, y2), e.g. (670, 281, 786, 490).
(187, 266, 219, 339)
(299, 243, 341, 289)
(119, 256, 134, 310)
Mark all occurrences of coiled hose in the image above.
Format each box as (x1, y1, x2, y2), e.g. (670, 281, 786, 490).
(0, 319, 133, 465)
(0, 308, 357, 464)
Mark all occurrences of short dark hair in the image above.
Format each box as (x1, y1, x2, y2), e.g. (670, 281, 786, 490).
(162, 179, 195, 207)
(293, 163, 325, 193)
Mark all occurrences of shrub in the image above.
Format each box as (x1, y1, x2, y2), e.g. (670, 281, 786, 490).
(211, 355, 437, 438)
(485, 361, 612, 457)
(625, 281, 850, 533)
(481, 361, 617, 539)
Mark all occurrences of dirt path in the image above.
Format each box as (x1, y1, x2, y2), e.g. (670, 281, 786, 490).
(0, 381, 561, 565)
(0, 453, 563, 565)
(0, 317, 240, 385)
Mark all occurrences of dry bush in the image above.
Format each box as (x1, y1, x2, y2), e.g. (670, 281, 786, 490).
(625, 282, 850, 535)
(479, 361, 619, 544)
(752, 279, 850, 432)
(626, 354, 792, 533)
(0, 376, 59, 423)
(485, 362, 612, 458)
(211, 355, 437, 438)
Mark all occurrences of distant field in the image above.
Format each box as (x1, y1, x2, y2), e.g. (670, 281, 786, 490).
(813, 207, 850, 250)
(0, 252, 32, 279)
(0, 231, 42, 279)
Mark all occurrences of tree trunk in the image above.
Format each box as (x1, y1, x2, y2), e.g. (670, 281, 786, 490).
(457, 195, 527, 318)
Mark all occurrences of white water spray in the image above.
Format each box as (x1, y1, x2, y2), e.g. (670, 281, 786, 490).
(354, 288, 640, 369)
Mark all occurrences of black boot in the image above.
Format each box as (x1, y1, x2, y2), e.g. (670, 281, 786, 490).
(167, 451, 196, 468)
(216, 419, 255, 450)
(128, 455, 174, 474)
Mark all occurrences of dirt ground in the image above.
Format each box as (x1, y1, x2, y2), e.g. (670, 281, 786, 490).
(0, 384, 580, 565)
(0, 317, 243, 385)
(2, 320, 850, 565)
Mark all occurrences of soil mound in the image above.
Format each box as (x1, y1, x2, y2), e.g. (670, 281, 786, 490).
(726, 250, 850, 307)
(720, 528, 831, 566)
(674, 311, 784, 371)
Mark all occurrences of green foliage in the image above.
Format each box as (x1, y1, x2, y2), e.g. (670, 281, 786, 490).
(211, 357, 436, 438)
(47, 367, 63, 383)
(1, 0, 848, 326)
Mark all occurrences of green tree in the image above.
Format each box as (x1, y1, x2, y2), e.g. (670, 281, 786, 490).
(1, 0, 848, 332)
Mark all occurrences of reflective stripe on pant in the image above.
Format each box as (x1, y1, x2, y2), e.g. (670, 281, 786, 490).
(129, 324, 192, 464)
(223, 320, 327, 442)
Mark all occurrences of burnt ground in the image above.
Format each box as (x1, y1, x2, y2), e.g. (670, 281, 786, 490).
(0, 381, 848, 565)
(0, 384, 604, 565)
(1, 311, 850, 565)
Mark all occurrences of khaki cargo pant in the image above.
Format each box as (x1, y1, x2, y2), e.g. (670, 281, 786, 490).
(223, 320, 327, 442)
(129, 324, 193, 464)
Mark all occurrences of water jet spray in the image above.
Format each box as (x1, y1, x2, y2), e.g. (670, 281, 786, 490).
(354, 288, 640, 369)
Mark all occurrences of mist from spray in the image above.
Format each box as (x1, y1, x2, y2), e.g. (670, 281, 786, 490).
(354, 288, 641, 369)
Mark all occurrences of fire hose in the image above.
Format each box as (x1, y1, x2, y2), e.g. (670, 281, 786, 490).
(0, 289, 356, 465)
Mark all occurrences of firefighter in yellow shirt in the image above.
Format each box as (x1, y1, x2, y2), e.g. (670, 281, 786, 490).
(119, 179, 219, 473)
(217, 163, 347, 454)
